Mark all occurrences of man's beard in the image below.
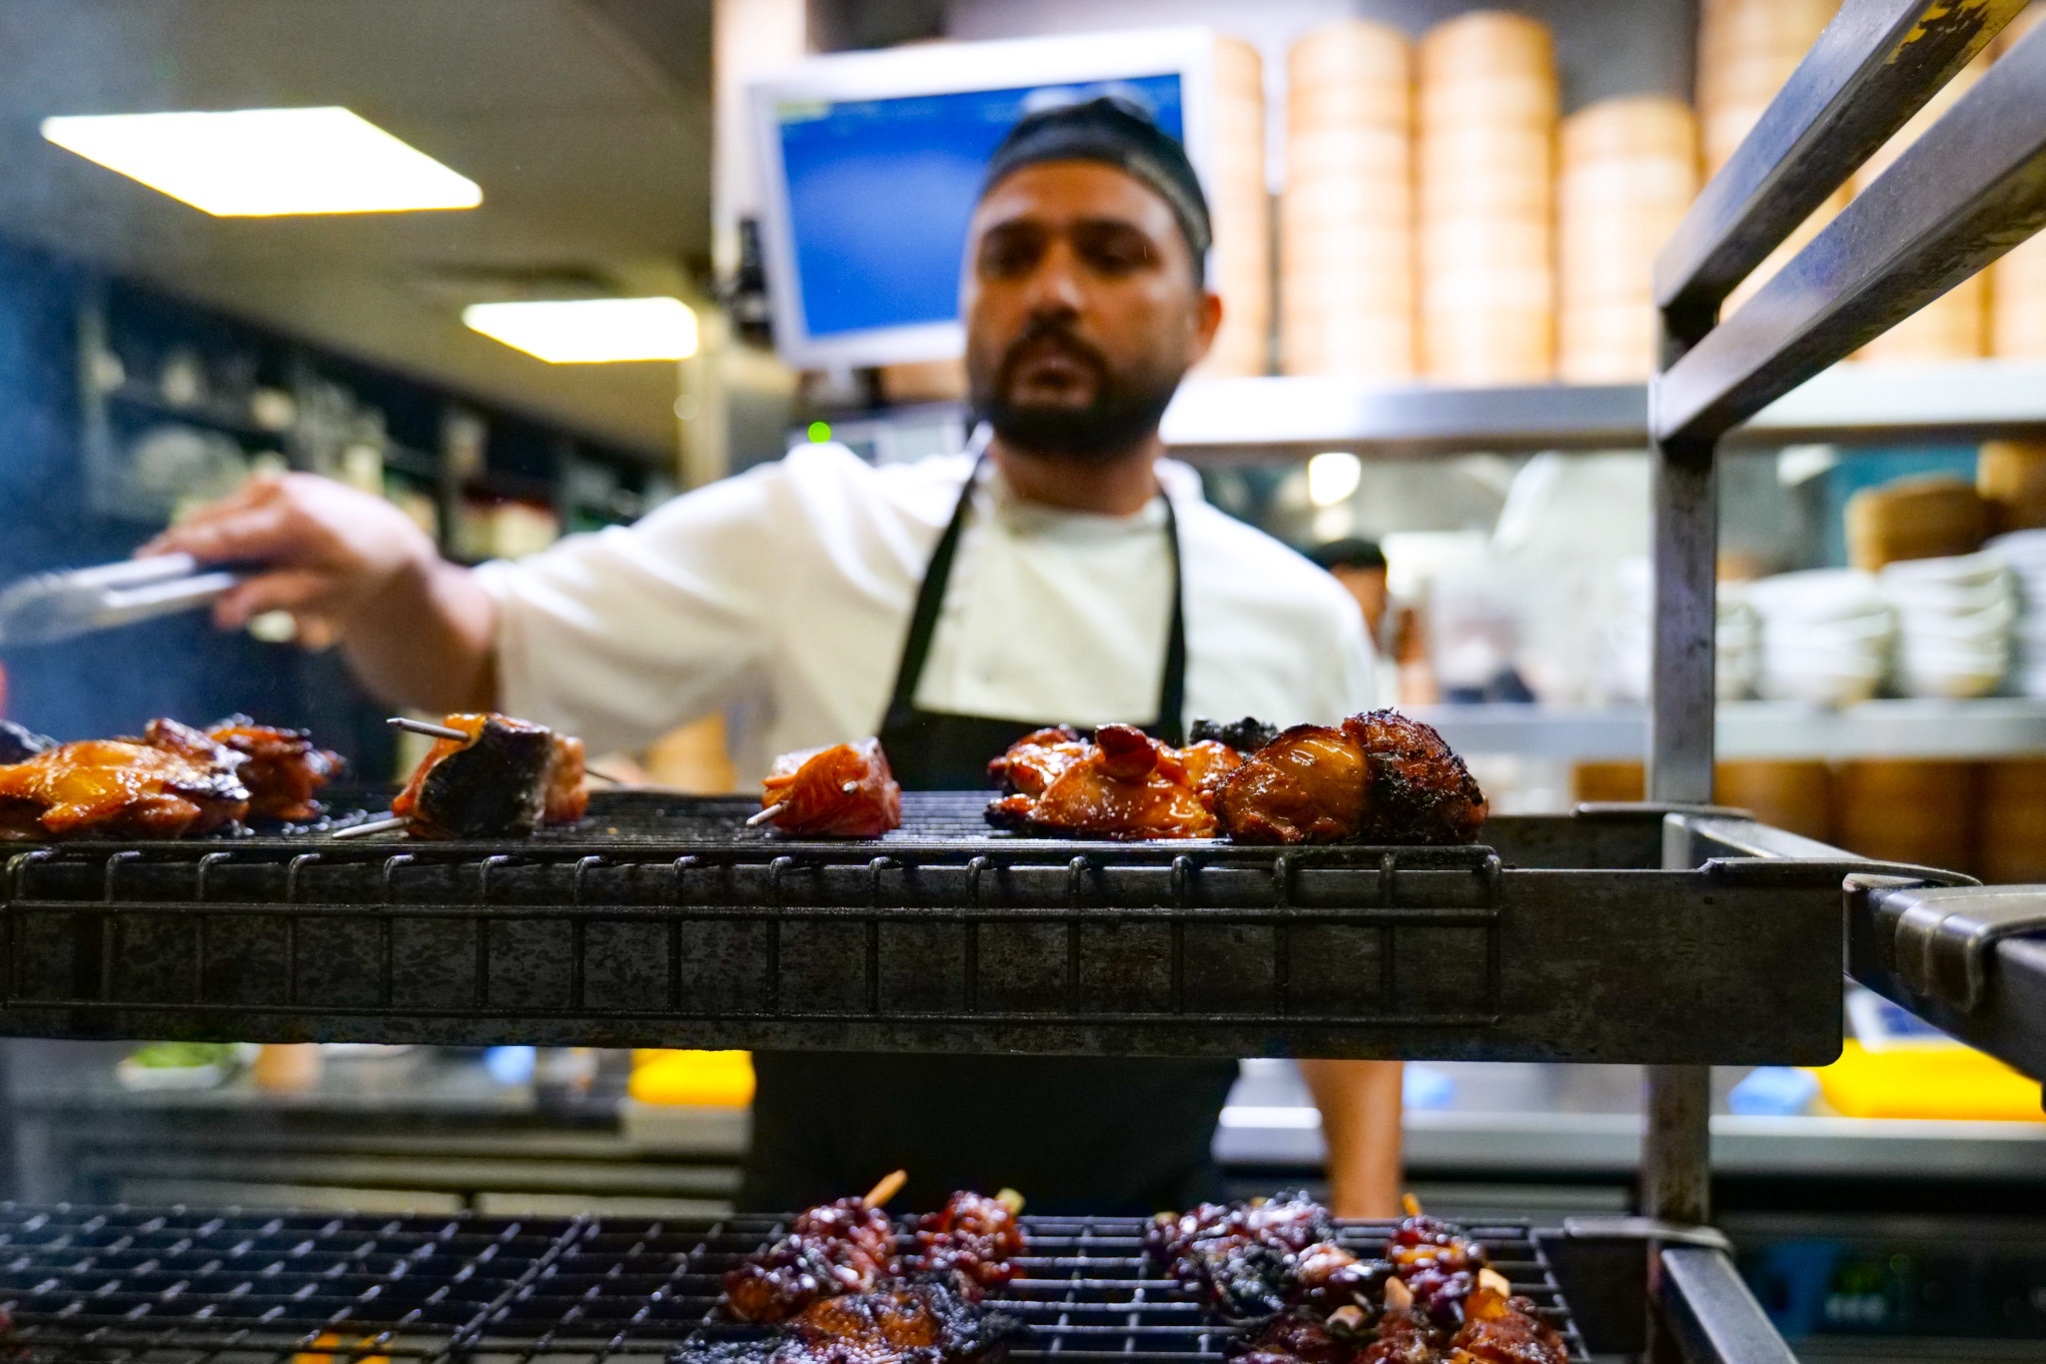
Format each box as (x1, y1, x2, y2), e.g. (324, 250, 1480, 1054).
(969, 319, 1184, 461)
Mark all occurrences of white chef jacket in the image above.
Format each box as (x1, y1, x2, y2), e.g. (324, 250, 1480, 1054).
(474, 443, 1375, 780)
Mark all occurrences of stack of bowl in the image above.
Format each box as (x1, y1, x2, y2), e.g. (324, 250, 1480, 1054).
(1197, 36, 1272, 378)
(1989, 529, 2046, 697)
(1556, 96, 1700, 381)
(1747, 569, 1895, 706)
(1877, 552, 2017, 699)
(1415, 10, 1557, 384)
(1281, 19, 1413, 380)
(1609, 559, 1761, 701)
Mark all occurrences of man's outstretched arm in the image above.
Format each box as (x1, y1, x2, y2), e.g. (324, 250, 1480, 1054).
(143, 472, 499, 714)
(1300, 1058, 1403, 1217)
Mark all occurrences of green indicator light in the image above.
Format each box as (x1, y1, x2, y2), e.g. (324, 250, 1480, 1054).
(807, 421, 832, 443)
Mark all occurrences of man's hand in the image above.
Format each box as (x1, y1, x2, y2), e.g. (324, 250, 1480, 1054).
(142, 471, 439, 645)
(143, 472, 499, 713)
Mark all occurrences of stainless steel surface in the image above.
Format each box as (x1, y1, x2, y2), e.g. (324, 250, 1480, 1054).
(1653, 0, 2022, 323)
(1659, 1245, 1802, 1364)
(1409, 699, 2046, 761)
(0, 552, 237, 647)
(1658, 16, 2046, 443)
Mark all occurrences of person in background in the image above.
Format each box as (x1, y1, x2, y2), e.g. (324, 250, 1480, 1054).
(1311, 538, 1390, 641)
(146, 97, 1403, 1218)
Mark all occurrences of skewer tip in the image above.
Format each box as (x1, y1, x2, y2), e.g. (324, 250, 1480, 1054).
(1477, 1267, 1513, 1298)
(745, 803, 784, 828)
(387, 716, 469, 743)
(995, 1188, 1025, 1216)
(1400, 1192, 1422, 1218)
(841, 779, 859, 794)
(862, 1168, 908, 1209)
(327, 814, 410, 840)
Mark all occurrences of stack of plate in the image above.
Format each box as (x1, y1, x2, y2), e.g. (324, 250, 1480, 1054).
(1877, 552, 2016, 699)
(1415, 10, 1557, 384)
(1992, 6, 2046, 358)
(1850, 53, 1989, 364)
(1747, 569, 1896, 706)
(1556, 96, 1700, 381)
(1196, 36, 1272, 378)
(1608, 559, 1760, 702)
(1697, 0, 1843, 313)
(1990, 529, 2046, 697)
(1280, 19, 1413, 379)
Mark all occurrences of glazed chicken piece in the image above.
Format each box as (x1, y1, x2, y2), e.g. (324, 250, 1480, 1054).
(907, 1190, 1026, 1294)
(1148, 1192, 1385, 1319)
(986, 724, 1240, 840)
(1218, 712, 1486, 846)
(1446, 1279, 1567, 1364)
(686, 1279, 1027, 1364)
(1361, 1278, 1442, 1364)
(0, 718, 249, 840)
(391, 713, 588, 839)
(206, 715, 343, 822)
(760, 738, 902, 837)
(723, 1197, 902, 1325)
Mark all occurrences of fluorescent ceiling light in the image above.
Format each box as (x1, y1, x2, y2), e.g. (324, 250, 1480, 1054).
(1307, 451, 1363, 508)
(462, 298, 701, 363)
(40, 106, 480, 216)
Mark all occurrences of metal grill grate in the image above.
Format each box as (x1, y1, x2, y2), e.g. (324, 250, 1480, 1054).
(0, 1205, 1589, 1363)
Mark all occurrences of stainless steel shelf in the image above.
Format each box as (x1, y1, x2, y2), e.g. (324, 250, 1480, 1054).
(1159, 360, 2046, 461)
(1407, 699, 2046, 761)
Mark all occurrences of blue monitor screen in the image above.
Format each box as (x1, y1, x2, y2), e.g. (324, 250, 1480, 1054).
(776, 74, 1184, 339)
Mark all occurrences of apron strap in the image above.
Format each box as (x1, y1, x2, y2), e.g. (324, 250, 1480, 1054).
(880, 454, 1189, 742)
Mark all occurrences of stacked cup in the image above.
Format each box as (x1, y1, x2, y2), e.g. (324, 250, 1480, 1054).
(1281, 19, 1413, 380)
(1992, 6, 2046, 358)
(1850, 54, 1990, 364)
(1747, 569, 1896, 706)
(1877, 552, 2017, 699)
(1196, 36, 1273, 378)
(1556, 97, 1700, 381)
(1990, 529, 2046, 697)
(1416, 10, 1557, 385)
(1697, 0, 1843, 313)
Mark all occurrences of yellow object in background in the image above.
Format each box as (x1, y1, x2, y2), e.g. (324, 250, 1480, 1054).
(1807, 1040, 2044, 1122)
(630, 1049, 754, 1107)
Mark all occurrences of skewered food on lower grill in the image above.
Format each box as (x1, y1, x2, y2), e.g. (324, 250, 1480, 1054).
(1218, 712, 1486, 846)
(907, 1190, 1025, 1293)
(1447, 1278, 1568, 1364)
(0, 720, 53, 765)
(760, 737, 902, 837)
(1387, 1215, 1487, 1329)
(985, 724, 1241, 839)
(723, 1196, 902, 1324)
(390, 712, 588, 838)
(1149, 1191, 1386, 1319)
(205, 715, 343, 821)
(683, 1278, 1027, 1364)
(0, 719, 249, 840)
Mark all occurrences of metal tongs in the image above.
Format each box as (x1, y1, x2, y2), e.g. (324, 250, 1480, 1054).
(0, 555, 240, 648)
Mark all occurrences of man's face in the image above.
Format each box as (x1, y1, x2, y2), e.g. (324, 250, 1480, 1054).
(962, 160, 1221, 460)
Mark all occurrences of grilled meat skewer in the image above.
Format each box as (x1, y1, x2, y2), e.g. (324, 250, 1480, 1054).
(986, 724, 1241, 840)
(684, 1278, 1027, 1364)
(0, 720, 249, 840)
(759, 737, 902, 837)
(1218, 712, 1486, 846)
(206, 715, 343, 821)
(390, 712, 587, 838)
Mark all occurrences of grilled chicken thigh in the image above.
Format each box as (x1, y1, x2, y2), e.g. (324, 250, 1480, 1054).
(986, 724, 1240, 839)
(1218, 712, 1485, 846)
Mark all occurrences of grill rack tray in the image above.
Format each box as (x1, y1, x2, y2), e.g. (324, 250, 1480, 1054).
(0, 1203, 1589, 1363)
(0, 792, 1869, 1062)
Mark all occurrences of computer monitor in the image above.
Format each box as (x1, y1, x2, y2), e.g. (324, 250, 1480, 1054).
(749, 28, 1221, 370)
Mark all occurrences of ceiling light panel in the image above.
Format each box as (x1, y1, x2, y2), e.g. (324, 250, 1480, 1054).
(40, 106, 481, 216)
(462, 298, 701, 363)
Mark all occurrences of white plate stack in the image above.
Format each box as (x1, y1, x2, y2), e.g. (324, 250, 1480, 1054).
(1556, 96, 1700, 381)
(1747, 569, 1896, 706)
(1697, 0, 1843, 314)
(1850, 53, 1989, 364)
(1608, 560, 1761, 702)
(1878, 552, 2017, 698)
(1196, 36, 1272, 378)
(1992, 6, 2046, 358)
(1416, 10, 1557, 385)
(1281, 19, 1413, 380)
(1990, 530, 2046, 697)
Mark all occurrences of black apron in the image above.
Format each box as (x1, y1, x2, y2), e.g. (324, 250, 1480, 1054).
(741, 460, 1239, 1215)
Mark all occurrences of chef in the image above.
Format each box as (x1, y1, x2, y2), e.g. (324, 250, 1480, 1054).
(147, 97, 1401, 1217)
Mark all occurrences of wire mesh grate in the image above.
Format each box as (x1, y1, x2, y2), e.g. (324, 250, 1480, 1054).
(0, 1205, 1588, 1363)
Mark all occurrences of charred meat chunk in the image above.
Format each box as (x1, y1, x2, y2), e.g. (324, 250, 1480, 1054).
(1447, 1281, 1567, 1364)
(723, 1198, 901, 1324)
(206, 715, 343, 822)
(907, 1191, 1025, 1294)
(683, 1278, 1027, 1364)
(391, 713, 587, 838)
(1190, 716, 1281, 755)
(761, 738, 902, 838)
(986, 724, 1240, 840)
(1148, 1192, 1385, 1319)
(1386, 1216, 1487, 1331)
(1218, 712, 1485, 846)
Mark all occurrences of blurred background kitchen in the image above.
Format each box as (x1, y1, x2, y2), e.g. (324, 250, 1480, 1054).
(2, 1, 2045, 1357)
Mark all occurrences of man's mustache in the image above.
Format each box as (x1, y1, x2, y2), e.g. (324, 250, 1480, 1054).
(996, 317, 1109, 390)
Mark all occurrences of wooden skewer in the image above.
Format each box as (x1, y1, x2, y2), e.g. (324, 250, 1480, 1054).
(388, 716, 469, 742)
(586, 767, 627, 785)
(842, 780, 859, 794)
(862, 1168, 908, 1209)
(328, 814, 409, 840)
(746, 804, 783, 828)
(1477, 1267, 1513, 1297)
(995, 1188, 1025, 1216)
(1383, 1276, 1414, 1313)
(1401, 1192, 1423, 1218)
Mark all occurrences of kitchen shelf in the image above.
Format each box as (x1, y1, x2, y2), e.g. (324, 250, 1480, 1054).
(1409, 699, 2046, 762)
(1158, 359, 2046, 462)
